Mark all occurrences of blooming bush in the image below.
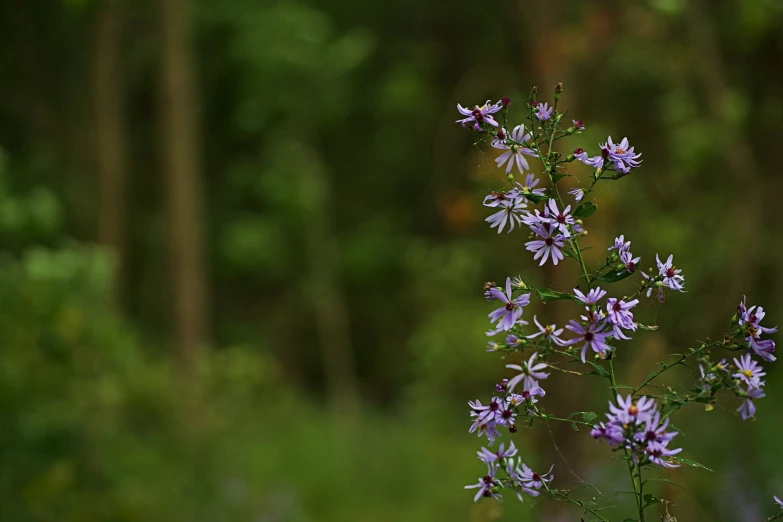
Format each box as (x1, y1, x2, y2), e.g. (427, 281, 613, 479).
(458, 84, 781, 521)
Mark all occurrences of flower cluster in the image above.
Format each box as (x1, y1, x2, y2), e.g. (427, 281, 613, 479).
(457, 85, 778, 519)
(465, 444, 554, 503)
(591, 395, 682, 468)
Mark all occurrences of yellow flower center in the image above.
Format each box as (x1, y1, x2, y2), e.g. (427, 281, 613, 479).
(628, 405, 639, 415)
(743, 369, 753, 378)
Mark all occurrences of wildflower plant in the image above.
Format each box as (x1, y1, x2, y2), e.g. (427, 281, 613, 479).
(458, 84, 779, 521)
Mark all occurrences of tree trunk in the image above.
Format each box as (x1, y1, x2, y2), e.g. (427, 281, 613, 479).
(93, 0, 129, 307)
(159, 0, 209, 372)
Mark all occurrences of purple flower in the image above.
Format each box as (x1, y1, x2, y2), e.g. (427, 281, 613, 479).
(737, 385, 765, 420)
(563, 319, 612, 363)
(749, 335, 776, 362)
(573, 147, 604, 168)
(525, 222, 567, 266)
(515, 173, 547, 198)
(574, 287, 607, 305)
(568, 188, 584, 202)
(505, 334, 524, 349)
(469, 417, 501, 443)
(599, 136, 642, 174)
(492, 125, 536, 174)
(527, 315, 566, 345)
(572, 119, 585, 130)
(486, 198, 527, 234)
(486, 340, 500, 352)
(509, 386, 545, 407)
(606, 297, 639, 340)
(488, 277, 531, 331)
(591, 422, 624, 446)
(733, 354, 765, 387)
(457, 100, 501, 128)
(608, 395, 656, 424)
(608, 235, 631, 253)
(483, 188, 521, 208)
(645, 441, 682, 468)
(517, 463, 554, 491)
(619, 250, 640, 273)
(465, 462, 502, 502)
(634, 410, 677, 446)
(535, 102, 554, 121)
(506, 352, 549, 392)
(545, 199, 575, 234)
(478, 441, 518, 464)
(469, 398, 501, 424)
(657, 254, 684, 291)
(775, 496, 783, 509)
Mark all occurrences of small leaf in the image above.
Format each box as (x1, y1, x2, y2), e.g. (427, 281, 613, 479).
(524, 192, 549, 204)
(645, 371, 658, 381)
(668, 456, 713, 473)
(571, 422, 578, 431)
(573, 201, 597, 218)
(536, 288, 578, 303)
(552, 173, 572, 183)
(596, 269, 635, 283)
(582, 411, 598, 422)
(643, 477, 685, 490)
(588, 362, 606, 377)
(612, 384, 634, 390)
(635, 322, 659, 331)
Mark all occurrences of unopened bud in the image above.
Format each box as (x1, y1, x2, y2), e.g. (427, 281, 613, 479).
(554, 82, 563, 101)
(507, 173, 515, 183)
(500, 97, 511, 107)
(731, 313, 739, 325)
(565, 154, 575, 162)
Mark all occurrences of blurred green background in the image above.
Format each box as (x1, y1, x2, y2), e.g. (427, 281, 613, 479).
(1, 0, 782, 520)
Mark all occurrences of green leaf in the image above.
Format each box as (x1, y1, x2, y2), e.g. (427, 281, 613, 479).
(643, 477, 685, 490)
(621, 518, 639, 522)
(552, 172, 572, 183)
(636, 322, 659, 331)
(668, 456, 713, 473)
(573, 201, 597, 218)
(536, 288, 578, 303)
(582, 411, 598, 422)
(596, 269, 634, 284)
(571, 422, 578, 431)
(524, 192, 549, 204)
(642, 493, 661, 509)
(588, 362, 606, 377)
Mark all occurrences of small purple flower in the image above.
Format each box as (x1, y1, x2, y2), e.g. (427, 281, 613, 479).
(486, 340, 500, 352)
(486, 198, 527, 234)
(483, 188, 521, 208)
(572, 119, 585, 130)
(733, 354, 765, 387)
(545, 198, 575, 234)
(525, 222, 567, 266)
(492, 125, 537, 174)
(515, 173, 547, 198)
(465, 462, 502, 502)
(608, 394, 656, 424)
(509, 386, 545, 407)
(645, 441, 682, 468)
(606, 297, 639, 340)
(739, 297, 778, 335)
(527, 315, 566, 345)
(737, 385, 765, 420)
(775, 496, 783, 509)
(749, 335, 776, 362)
(469, 397, 501, 424)
(656, 254, 685, 291)
(469, 417, 501, 443)
(506, 333, 524, 348)
(619, 250, 640, 274)
(488, 277, 531, 331)
(506, 352, 549, 392)
(573, 287, 607, 305)
(568, 188, 584, 202)
(608, 235, 631, 253)
(535, 102, 554, 121)
(599, 136, 642, 174)
(573, 147, 604, 168)
(634, 410, 677, 446)
(563, 319, 612, 363)
(457, 100, 501, 128)
(478, 441, 518, 464)
(591, 422, 625, 446)
(517, 463, 554, 491)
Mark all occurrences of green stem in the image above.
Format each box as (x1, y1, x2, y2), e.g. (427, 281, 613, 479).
(546, 488, 611, 522)
(631, 339, 724, 395)
(608, 359, 644, 521)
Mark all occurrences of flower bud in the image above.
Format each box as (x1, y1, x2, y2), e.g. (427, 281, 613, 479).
(731, 313, 739, 325)
(565, 154, 575, 162)
(529, 86, 538, 103)
(500, 97, 511, 107)
(554, 82, 563, 100)
(507, 172, 515, 184)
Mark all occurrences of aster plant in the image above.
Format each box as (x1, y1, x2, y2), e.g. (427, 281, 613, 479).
(457, 84, 779, 521)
